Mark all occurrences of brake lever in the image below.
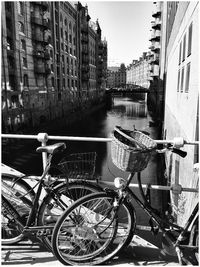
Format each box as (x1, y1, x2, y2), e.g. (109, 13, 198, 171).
(170, 147, 187, 158)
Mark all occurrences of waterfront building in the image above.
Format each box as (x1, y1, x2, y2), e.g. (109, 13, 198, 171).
(1, 1, 107, 133)
(147, 1, 163, 124)
(126, 53, 150, 89)
(160, 2, 199, 225)
(106, 64, 126, 89)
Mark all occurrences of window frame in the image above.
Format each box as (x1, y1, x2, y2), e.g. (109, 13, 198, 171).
(187, 22, 193, 57)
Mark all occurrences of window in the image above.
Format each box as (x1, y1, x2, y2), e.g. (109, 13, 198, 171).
(23, 74, 29, 87)
(182, 34, 186, 62)
(21, 39, 26, 50)
(180, 67, 184, 92)
(65, 31, 68, 42)
(177, 70, 180, 92)
(69, 34, 72, 43)
(188, 23, 193, 56)
(51, 77, 54, 87)
(22, 57, 27, 68)
(18, 21, 24, 33)
(178, 42, 182, 65)
(18, 2, 24, 15)
(185, 62, 191, 93)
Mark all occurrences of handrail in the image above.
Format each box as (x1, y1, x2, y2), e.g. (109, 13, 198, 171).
(1, 133, 199, 145)
(2, 133, 199, 170)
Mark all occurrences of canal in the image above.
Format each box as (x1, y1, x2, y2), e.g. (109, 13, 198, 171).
(2, 96, 164, 229)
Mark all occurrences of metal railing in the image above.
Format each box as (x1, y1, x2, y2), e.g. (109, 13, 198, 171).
(1, 132, 199, 194)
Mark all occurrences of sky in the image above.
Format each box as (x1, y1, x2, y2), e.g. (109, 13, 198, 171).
(84, 1, 153, 67)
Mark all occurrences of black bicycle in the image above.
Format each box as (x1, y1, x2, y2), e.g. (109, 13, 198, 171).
(1, 142, 103, 250)
(52, 126, 199, 265)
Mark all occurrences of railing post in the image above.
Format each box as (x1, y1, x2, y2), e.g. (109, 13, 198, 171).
(37, 133, 49, 170)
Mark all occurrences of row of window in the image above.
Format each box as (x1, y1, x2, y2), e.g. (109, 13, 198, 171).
(177, 62, 190, 93)
(178, 23, 192, 64)
(177, 22, 193, 93)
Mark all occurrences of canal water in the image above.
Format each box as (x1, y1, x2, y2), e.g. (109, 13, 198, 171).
(3, 96, 163, 228)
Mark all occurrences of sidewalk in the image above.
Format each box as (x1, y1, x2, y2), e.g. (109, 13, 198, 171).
(1, 233, 179, 266)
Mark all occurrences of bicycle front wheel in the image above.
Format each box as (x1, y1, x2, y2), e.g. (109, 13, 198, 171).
(37, 180, 103, 250)
(52, 191, 136, 265)
(1, 174, 35, 245)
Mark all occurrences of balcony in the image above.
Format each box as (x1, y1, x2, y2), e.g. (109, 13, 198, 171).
(149, 44, 155, 50)
(31, 14, 50, 29)
(81, 35, 88, 43)
(40, 2, 49, 11)
(82, 47, 88, 54)
(35, 65, 46, 74)
(33, 50, 45, 58)
(45, 65, 51, 75)
(82, 73, 89, 80)
(151, 42, 160, 52)
(44, 51, 51, 60)
(151, 19, 161, 29)
(82, 65, 89, 73)
(149, 30, 160, 41)
(152, 2, 161, 17)
(82, 57, 89, 64)
(33, 33, 44, 42)
(81, 23, 88, 33)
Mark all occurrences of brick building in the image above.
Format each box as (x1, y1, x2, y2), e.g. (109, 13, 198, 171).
(1, 1, 107, 132)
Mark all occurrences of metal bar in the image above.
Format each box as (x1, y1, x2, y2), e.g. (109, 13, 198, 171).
(1, 133, 199, 145)
(99, 181, 198, 193)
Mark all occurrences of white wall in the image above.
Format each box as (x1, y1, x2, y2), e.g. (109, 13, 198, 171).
(163, 2, 199, 225)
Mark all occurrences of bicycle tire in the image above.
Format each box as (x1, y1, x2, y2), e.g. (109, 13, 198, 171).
(189, 216, 199, 264)
(1, 174, 35, 245)
(52, 191, 136, 265)
(37, 180, 103, 251)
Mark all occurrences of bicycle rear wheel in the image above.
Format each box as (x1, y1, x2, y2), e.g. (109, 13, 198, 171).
(52, 191, 136, 265)
(37, 180, 103, 250)
(1, 174, 35, 245)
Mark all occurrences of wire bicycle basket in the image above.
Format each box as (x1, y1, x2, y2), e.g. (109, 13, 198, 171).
(111, 126, 157, 172)
(58, 152, 97, 180)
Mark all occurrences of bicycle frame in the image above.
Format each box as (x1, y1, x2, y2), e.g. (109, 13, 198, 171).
(118, 171, 198, 259)
(2, 153, 67, 238)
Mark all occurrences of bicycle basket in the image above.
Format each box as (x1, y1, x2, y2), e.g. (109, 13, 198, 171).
(58, 152, 97, 180)
(111, 127, 157, 172)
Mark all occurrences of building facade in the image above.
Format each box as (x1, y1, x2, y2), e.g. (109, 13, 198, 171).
(147, 1, 164, 126)
(106, 64, 126, 89)
(162, 1, 199, 225)
(1, 1, 107, 133)
(126, 53, 150, 89)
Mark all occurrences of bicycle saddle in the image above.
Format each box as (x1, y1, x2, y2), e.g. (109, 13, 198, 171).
(36, 142, 66, 154)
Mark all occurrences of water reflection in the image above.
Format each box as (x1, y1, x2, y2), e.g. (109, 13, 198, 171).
(110, 97, 147, 118)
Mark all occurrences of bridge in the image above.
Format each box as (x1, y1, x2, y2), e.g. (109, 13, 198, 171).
(106, 87, 149, 96)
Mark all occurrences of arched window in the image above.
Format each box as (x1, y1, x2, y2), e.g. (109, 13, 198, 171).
(18, 2, 24, 15)
(18, 21, 24, 33)
(60, 13, 63, 22)
(21, 39, 26, 50)
(23, 74, 29, 87)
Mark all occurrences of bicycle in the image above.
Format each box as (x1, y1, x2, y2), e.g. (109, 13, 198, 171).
(1, 142, 103, 250)
(52, 126, 199, 265)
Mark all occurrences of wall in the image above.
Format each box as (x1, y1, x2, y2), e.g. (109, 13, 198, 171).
(163, 2, 199, 225)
